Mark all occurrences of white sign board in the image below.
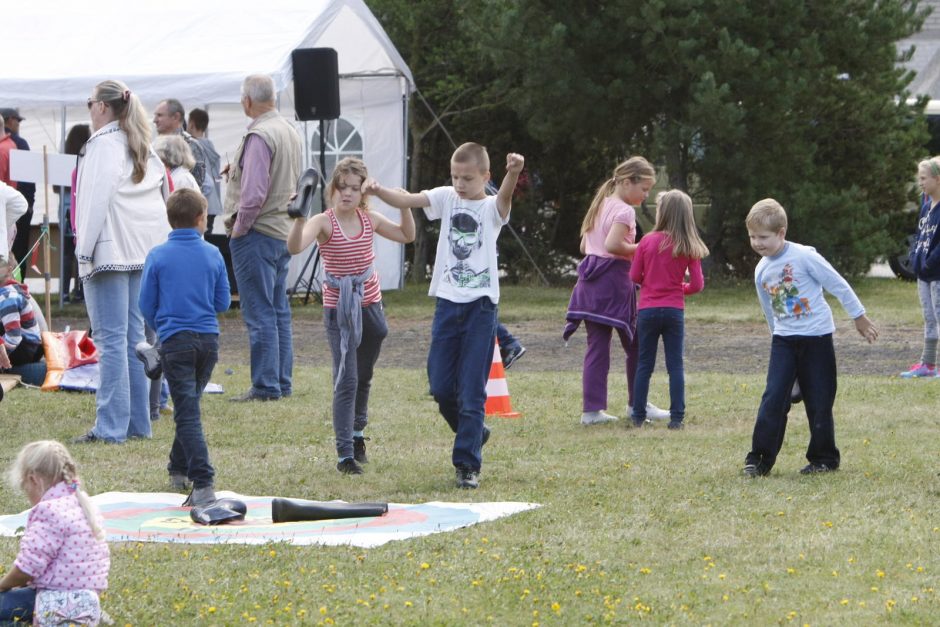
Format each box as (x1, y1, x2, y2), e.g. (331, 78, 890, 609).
(9, 149, 76, 187)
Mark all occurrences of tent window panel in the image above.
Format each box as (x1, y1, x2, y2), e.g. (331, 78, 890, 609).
(309, 117, 364, 211)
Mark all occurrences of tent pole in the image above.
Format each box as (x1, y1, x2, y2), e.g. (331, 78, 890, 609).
(399, 84, 409, 289)
(58, 106, 67, 311)
(41, 147, 52, 327)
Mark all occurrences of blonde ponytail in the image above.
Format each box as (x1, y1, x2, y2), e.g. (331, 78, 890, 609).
(94, 79, 153, 184)
(580, 156, 656, 236)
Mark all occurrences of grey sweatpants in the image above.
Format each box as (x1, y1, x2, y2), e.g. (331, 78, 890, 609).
(324, 302, 388, 459)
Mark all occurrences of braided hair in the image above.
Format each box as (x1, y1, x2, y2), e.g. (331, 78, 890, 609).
(7, 440, 105, 541)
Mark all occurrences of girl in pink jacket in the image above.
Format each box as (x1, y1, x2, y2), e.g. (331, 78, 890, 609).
(0, 440, 110, 625)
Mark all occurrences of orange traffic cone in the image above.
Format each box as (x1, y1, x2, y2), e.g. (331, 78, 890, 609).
(485, 339, 521, 418)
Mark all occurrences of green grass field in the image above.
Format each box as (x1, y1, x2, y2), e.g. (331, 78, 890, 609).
(1, 279, 938, 625)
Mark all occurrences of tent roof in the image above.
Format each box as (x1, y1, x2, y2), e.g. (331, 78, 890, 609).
(0, 0, 413, 107)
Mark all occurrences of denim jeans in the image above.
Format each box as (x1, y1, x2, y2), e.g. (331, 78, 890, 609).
(582, 320, 637, 411)
(161, 331, 219, 488)
(496, 322, 520, 351)
(325, 302, 388, 459)
(427, 297, 498, 471)
(230, 230, 293, 398)
(746, 334, 840, 472)
(0, 586, 34, 623)
(84, 270, 151, 442)
(631, 307, 685, 421)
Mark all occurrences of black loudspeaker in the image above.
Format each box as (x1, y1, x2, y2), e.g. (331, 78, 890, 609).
(292, 48, 341, 121)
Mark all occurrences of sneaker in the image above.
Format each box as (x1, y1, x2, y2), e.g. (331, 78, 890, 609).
(169, 473, 192, 491)
(900, 362, 937, 378)
(337, 458, 364, 475)
(455, 465, 480, 489)
(667, 420, 684, 430)
(229, 390, 279, 403)
(743, 463, 768, 478)
(182, 485, 216, 507)
(580, 410, 618, 425)
(71, 431, 102, 444)
(353, 437, 369, 464)
(644, 403, 671, 421)
(800, 462, 836, 475)
(134, 341, 162, 380)
(501, 345, 527, 369)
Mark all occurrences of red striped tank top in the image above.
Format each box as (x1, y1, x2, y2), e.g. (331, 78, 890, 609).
(320, 207, 381, 308)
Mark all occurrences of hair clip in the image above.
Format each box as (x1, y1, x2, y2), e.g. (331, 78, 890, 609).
(123, 90, 131, 102)
(66, 479, 80, 492)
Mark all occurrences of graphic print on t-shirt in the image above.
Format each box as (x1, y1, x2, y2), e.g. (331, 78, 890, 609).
(444, 205, 490, 288)
(763, 263, 812, 319)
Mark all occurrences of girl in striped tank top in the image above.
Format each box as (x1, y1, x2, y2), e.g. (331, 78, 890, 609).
(287, 158, 415, 474)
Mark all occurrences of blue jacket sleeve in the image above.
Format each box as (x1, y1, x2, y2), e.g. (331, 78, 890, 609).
(138, 254, 159, 330)
(213, 251, 231, 313)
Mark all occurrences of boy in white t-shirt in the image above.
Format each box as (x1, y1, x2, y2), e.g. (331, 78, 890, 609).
(367, 143, 524, 488)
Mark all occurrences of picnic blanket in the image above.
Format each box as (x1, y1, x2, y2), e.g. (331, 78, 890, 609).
(0, 492, 540, 548)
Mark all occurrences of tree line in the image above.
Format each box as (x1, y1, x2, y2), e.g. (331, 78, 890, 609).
(369, 0, 930, 282)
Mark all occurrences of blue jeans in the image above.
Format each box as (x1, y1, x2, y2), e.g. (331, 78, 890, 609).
(230, 230, 293, 398)
(84, 270, 151, 442)
(631, 307, 685, 421)
(162, 331, 219, 488)
(324, 303, 388, 459)
(0, 586, 35, 623)
(427, 297, 497, 471)
(747, 334, 840, 472)
(496, 323, 520, 351)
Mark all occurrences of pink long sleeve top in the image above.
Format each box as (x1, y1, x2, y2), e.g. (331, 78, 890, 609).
(630, 231, 704, 310)
(14, 481, 110, 592)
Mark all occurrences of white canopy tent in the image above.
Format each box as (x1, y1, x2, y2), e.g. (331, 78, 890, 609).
(1, 0, 414, 291)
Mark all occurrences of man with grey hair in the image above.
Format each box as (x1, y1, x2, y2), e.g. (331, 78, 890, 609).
(223, 74, 302, 402)
(153, 98, 209, 193)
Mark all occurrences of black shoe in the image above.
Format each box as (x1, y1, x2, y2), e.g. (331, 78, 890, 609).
(790, 380, 803, 404)
(455, 465, 480, 489)
(667, 420, 684, 430)
(287, 168, 321, 219)
(501, 345, 527, 369)
(169, 472, 192, 492)
(135, 341, 162, 380)
(337, 458, 364, 475)
(353, 437, 369, 463)
(743, 463, 769, 478)
(800, 462, 836, 475)
(229, 391, 278, 403)
(630, 418, 649, 428)
(482, 425, 491, 446)
(71, 431, 102, 444)
(182, 485, 217, 507)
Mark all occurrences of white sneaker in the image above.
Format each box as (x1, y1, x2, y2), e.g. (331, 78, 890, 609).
(580, 410, 618, 425)
(628, 403, 671, 421)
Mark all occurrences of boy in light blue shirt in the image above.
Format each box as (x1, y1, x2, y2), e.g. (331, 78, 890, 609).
(743, 198, 878, 477)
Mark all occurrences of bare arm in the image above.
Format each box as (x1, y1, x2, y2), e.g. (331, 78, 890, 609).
(371, 208, 416, 244)
(496, 153, 525, 220)
(0, 565, 31, 592)
(603, 222, 638, 258)
(363, 178, 429, 209)
(286, 214, 331, 255)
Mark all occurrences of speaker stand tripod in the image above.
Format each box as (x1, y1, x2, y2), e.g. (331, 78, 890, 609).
(291, 119, 330, 304)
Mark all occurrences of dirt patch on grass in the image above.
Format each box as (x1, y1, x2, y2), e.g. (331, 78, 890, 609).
(53, 306, 915, 376)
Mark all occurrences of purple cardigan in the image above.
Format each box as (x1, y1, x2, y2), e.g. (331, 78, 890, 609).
(563, 255, 636, 341)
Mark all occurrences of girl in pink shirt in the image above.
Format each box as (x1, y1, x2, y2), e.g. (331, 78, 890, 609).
(0, 440, 110, 625)
(629, 190, 709, 429)
(565, 156, 669, 425)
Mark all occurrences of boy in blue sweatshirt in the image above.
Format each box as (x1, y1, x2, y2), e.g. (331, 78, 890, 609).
(743, 199, 878, 478)
(139, 188, 230, 507)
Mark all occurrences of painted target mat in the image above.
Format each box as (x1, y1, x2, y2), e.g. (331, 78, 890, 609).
(0, 492, 540, 548)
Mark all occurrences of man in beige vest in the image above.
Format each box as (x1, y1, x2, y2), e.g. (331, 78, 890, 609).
(223, 74, 302, 401)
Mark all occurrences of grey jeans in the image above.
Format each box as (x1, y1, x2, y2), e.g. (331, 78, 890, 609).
(324, 302, 388, 459)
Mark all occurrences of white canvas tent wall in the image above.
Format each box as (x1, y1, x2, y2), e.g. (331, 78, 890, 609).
(0, 0, 414, 291)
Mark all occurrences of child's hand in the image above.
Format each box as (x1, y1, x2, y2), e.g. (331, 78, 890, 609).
(362, 178, 382, 195)
(0, 344, 10, 370)
(854, 315, 878, 344)
(506, 153, 525, 174)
